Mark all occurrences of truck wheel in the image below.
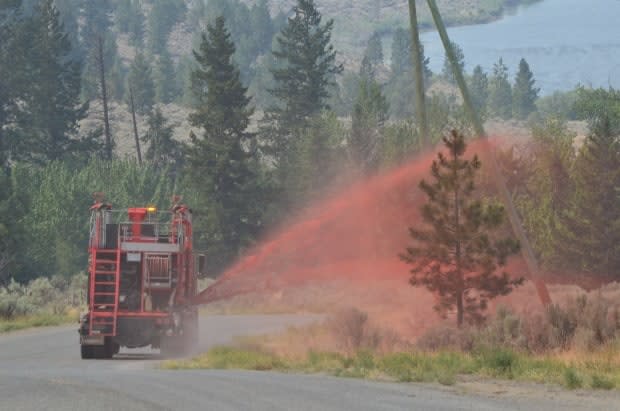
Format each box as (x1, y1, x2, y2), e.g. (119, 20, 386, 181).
(80, 344, 94, 359)
(103, 337, 118, 359)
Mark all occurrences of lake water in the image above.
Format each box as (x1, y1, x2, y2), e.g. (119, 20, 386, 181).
(420, 0, 620, 94)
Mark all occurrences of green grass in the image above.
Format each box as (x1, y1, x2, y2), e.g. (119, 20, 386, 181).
(162, 346, 620, 390)
(0, 312, 77, 333)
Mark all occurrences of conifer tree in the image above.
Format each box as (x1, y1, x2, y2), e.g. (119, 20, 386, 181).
(469, 65, 489, 119)
(350, 76, 389, 174)
(512, 58, 539, 120)
(364, 31, 384, 68)
(560, 115, 620, 276)
(127, 0, 145, 47)
(126, 52, 155, 115)
(81, 1, 121, 102)
(187, 16, 261, 273)
(147, 0, 185, 54)
(391, 29, 431, 81)
(442, 42, 465, 85)
(21, 0, 86, 162)
(489, 58, 512, 119)
(141, 108, 182, 169)
(402, 130, 522, 326)
(154, 49, 178, 103)
(390, 28, 410, 77)
(267, 0, 343, 144)
(250, 0, 273, 52)
(0, 0, 24, 167)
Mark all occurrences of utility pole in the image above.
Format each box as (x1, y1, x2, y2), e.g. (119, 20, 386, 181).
(128, 85, 143, 165)
(406, 0, 552, 306)
(97, 36, 113, 161)
(407, 0, 429, 145)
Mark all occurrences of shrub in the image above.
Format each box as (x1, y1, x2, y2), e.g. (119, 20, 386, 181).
(590, 374, 614, 390)
(328, 307, 382, 353)
(563, 368, 582, 389)
(417, 294, 620, 354)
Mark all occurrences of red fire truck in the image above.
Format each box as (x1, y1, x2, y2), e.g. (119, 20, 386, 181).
(79, 195, 202, 359)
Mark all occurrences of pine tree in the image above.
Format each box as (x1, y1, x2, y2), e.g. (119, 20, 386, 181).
(154, 49, 178, 103)
(560, 116, 620, 276)
(141, 108, 182, 169)
(127, 0, 145, 47)
(19, 0, 86, 162)
(469, 65, 489, 119)
(442, 42, 465, 85)
(80, 1, 121, 102)
(489, 58, 512, 120)
(126, 52, 155, 115)
(512, 58, 539, 120)
(147, 0, 185, 54)
(390, 27, 433, 78)
(267, 0, 343, 141)
(350, 77, 389, 174)
(0, 0, 25, 167)
(401, 130, 522, 326)
(250, 0, 273, 53)
(187, 16, 261, 273)
(364, 31, 384, 68)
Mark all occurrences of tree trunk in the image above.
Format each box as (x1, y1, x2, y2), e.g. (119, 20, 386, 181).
(128, 86, 142, 165)
(97, 36, 113, 161)
(456, 291, 464, 327)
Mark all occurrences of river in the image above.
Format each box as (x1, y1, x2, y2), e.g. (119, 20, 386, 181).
(420, 0, 620, 94)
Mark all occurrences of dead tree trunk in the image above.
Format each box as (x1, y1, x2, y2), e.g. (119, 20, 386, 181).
(97, 36, 113, 160)
(128, 86, 142, 165)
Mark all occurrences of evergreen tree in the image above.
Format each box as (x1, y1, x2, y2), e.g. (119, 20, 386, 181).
(19, 0, 86, 162)
(154, 49, 178, 103)
(250, 0, 274, 52)
(469, 65, 489, 119)
(386, 28, 431, 119)
(489, 58, 512, 119)
(364, 31, 383, 68)
(401, 130, 522, 326)
(390, 28, 410, 77)
(126, 52, 155, 115)
(442, 42, 465, 85)
(187, 16, 261, 273)
(359, 55, 375, 81)
(147, 0, 185, 54)
(512, 58, 539, 120)
(390, 28, 433, 80)
(80, 1, 121, 101)
(0, 0, 25, 167)
(267, 0, 343, 146)
(141, 108, 182, 169)
(560, 116, 620, 276)
(350, 77, 389, 174)
(127, 0, 145, 47)
(116, 0, 132, 32)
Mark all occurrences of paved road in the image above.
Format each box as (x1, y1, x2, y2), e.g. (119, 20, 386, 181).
(0, 315, 618, 411)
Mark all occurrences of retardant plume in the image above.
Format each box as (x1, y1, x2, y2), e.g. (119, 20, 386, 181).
(193, 137, 539, 335)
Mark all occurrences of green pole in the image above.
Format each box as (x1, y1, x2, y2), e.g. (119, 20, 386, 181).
(425, 0, 552, 306)
(424, 0, 484, 137)
(407, 0, 429, 145)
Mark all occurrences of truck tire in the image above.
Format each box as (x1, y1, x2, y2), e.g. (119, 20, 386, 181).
(80, 344, 94, 359)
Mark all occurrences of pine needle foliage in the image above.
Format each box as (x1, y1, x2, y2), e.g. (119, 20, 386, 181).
(402, 130, 522, 326)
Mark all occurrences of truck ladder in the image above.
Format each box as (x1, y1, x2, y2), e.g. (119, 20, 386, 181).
(89, 249, 121, 336)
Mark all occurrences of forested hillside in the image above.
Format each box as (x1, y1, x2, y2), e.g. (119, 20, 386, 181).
(0, 0, 618, 300)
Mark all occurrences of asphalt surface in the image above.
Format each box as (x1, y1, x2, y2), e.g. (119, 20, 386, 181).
(0, 314, 618, 411)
